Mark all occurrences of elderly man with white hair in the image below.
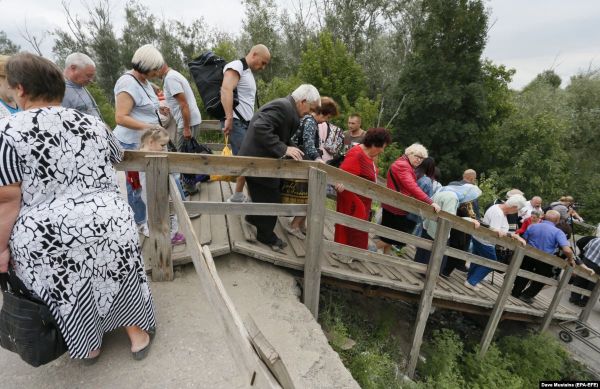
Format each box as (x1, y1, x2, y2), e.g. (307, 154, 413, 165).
(239, 84, 320, 252)
(62, 52, 102, 119)
(519, 195, 543, 222)
(465, 194, 528, 290)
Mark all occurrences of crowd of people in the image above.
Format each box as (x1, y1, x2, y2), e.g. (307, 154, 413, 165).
(0, 41, 598, 366)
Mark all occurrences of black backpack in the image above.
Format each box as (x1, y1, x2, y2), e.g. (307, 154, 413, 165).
(188, 52, 248, 120)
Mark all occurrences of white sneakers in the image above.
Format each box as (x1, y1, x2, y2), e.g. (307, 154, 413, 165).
(283, 221, 306, 240)
(137, 223, 149, 237)
(464, 280, 482, 291)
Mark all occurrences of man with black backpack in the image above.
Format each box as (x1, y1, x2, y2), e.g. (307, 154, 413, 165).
(222, 44, 270, 202)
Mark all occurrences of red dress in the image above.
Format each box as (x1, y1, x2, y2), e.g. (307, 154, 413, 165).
(334, 145, 377, 249)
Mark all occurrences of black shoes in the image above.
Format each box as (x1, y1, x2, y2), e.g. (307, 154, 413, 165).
(518, 295, 535, 305)
(270, 238, 288, 253)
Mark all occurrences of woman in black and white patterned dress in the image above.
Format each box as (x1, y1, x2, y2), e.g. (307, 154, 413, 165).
(0, 53, 156, 361)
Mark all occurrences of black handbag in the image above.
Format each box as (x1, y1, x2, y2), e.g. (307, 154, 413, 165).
(0, 271, 67, 367)
(179, 137, 212, 186)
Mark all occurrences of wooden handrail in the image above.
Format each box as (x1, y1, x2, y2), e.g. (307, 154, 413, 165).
(128, 149, 597, 376)
(117, 150, 598, 283)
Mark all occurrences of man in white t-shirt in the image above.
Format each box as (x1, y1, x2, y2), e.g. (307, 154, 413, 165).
(465, 195, 527, 290)
(221, 44, 271, 202)
(161, 64, 202, 150)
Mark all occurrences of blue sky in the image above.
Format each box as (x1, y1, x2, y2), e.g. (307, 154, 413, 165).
(2, 0, 599, 89)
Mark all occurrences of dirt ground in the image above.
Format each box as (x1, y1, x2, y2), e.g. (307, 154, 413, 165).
(0, 253, 358, 389)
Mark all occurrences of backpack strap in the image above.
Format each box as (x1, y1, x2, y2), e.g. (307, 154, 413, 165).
(240, 58, 249, 71)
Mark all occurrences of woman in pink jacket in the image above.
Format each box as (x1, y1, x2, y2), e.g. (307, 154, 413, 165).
(378, 143, 440, 254)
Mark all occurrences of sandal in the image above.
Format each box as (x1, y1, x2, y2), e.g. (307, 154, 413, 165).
(83, 349, 101, 365)
(132, 332, 153, 361)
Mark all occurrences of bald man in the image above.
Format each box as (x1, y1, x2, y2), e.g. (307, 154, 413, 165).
(511, 210, 576, 304)
(449, 168, 480, 218)
(222, 44, 271, 203)
(519, 195, 543, 222)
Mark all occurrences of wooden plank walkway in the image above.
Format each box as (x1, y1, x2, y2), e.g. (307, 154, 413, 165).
(141, 180, 230, 268)
(147, 181, 578, 322)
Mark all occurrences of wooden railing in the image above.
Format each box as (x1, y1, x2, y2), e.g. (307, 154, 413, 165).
(114, 121, 600, 379)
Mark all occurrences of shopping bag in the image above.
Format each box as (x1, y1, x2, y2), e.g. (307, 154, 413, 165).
(210, 135, 237, 182)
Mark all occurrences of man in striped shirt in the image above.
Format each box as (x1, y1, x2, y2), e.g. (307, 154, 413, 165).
(569, 236, 600, 306)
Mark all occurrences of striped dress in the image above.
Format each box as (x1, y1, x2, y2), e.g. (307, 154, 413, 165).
(0, 106, 155, 358)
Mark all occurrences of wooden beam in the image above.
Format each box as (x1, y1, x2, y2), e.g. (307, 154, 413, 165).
(181, 201, 307, 216)
(245, 315, 296, 389)
(325, 210, 434, 250)
(322, 240, 428, 274)
(303, 168, 327, 319)
(580, 280, 600, 323)
(117, 151, 598, 283)
(144, 156, 173, 281)
(479, 247, 525, 356)
(407, 218, 451, 378)
(168, 176, 280, 388)
(540, 266, 574, 332)
(568, 284, 593, 297)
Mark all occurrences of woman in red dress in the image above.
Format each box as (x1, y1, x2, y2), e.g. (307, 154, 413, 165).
(334, 128, 392, 250)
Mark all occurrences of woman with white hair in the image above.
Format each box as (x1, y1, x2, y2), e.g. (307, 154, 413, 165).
(113, 44, 169, 231)
(377, 143, 441, 254)
(465, 194, 528, 290)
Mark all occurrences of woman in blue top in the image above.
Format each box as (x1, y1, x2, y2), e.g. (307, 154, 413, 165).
(113, 45, 169, 229)
(0, 55, 20, 119)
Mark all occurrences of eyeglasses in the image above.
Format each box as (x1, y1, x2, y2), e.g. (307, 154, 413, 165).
(411, 154, 425, 161)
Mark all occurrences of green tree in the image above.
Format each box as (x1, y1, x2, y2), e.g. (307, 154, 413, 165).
(0, 31, 20, 54)
(120, 1, 159, 68)
(480, 82, 570, 202)
(564, 70, 600, 222)
(526, 69, 562, 90)
(392, 0, 491, 179)
(298, 31, 366, 106)
(87, 82, 116, 127)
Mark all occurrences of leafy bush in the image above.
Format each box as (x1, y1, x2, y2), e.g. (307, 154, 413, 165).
(419, 329, 465, 388)
(498, 332, 592, 386)
(349, 350, 402, 389)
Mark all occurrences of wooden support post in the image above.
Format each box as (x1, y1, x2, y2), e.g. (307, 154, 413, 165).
(580, 280, 600, 323)
(540, 266, 574, 332)
(479, 247, 524, 357)
(407, 218, 451, 379)
(303, 167, 327, 319)
(144, 155, 173, 281)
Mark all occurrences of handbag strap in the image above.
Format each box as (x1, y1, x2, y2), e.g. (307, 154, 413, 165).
(388, 165, 401, 192)
(126, 73, 163, 127)
(0, 273, 8, 292)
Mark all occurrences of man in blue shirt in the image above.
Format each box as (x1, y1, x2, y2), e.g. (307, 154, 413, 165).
(511, 210, 575, 304)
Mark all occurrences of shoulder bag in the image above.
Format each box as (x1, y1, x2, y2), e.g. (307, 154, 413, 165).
(0, 270, 67, 367)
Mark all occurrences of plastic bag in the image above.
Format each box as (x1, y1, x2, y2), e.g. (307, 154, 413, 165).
(210, 135, 237, 182)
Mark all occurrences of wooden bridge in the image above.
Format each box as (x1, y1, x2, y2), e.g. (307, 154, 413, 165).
(115, 127, 600, 384)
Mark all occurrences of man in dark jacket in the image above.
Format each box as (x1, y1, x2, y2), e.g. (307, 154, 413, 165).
(239, 84, 321, 252)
